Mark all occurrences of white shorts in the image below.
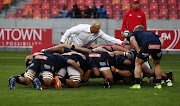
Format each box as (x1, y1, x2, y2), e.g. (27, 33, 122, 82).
(99, 67, 110, 71)
(56, 66, 80, 77)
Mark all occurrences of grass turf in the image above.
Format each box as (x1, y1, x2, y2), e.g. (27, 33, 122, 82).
(0, 51, 180, 105)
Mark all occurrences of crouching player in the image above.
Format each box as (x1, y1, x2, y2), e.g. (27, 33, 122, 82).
(8, 52, 83, 90)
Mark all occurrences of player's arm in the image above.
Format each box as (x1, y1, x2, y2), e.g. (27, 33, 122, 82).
(112, 45, 129, 52)
(67, 59, 84, 76)
(71, 45, 92, 54)
(45, 47, 65, 53)
(130, 36, 140, 53)
(159, 37, 164, 47)
(54, 44, 71, 48)
(25, 55, 33, 67)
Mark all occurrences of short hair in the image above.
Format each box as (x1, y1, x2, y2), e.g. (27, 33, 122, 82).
(134, 25, 144, 30)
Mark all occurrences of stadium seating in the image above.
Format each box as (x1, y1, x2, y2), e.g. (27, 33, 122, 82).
(5, 0, 180, 19)
(7, 13, 15, 18)
(33, 14, 41, 18)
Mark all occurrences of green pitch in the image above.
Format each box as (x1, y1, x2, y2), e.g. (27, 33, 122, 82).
(0, 51, 180, 105)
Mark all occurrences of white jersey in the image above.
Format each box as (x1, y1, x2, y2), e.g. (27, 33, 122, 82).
(60, 24, 123, 46)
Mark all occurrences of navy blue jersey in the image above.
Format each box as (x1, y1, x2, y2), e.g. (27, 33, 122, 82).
(28, 53, 68, 74)
(89, 52, 111, 68)
(130, 30, 160, 47)
(110, 55, 131, 71)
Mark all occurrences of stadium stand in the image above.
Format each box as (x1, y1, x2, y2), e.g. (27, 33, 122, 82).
(3, 0, 180, 19)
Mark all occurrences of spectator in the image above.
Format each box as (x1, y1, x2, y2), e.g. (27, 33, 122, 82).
(70, 4, 82, 18)
(91, 4, 100, 18)
(84, 6, 92, 18)
(54, 5, 69, 18)
(97, 5, 108, 18)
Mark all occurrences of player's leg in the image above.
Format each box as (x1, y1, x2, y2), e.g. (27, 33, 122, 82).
(100, 67, 113, 88)
(67, 66, 81, 88)
(152, 59, 162, 89)
(54, 68, 67, 89)
(130, 57, 145, 89)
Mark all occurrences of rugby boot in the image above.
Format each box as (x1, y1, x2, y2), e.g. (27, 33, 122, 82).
(9, 77, 16, 89)
(154, 84, 162, 89)
(103, 78, 110, 88)
(54, 76, 62, 89)
(129, 84, 141, 89)
(33, 78, 42, 90)
(166, 79, 173, 86)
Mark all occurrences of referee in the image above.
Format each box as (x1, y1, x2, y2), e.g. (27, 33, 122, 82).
(60, 21, 128, 47)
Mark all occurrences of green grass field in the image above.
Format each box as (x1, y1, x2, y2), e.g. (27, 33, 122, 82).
(0, 51, 180, 106)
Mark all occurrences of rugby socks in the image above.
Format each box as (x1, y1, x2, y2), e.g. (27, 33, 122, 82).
(14, 76, 20, 83)
(135, 78, 141, 84)
(156, 79, 162, 85)
(59, 78, 66, 85)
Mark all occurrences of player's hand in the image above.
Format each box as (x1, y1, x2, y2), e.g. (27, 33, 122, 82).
(122, 41, 129, 45)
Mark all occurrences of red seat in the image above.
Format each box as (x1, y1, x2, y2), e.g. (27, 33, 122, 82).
(32, 0, 40, 4)
(178, 3, 180, 10)
(168, 0, 176, 4)
(16, 15, 24, 18)
(150, 14, 159, 19)
(42, 9, 50, 14)
(51, 8, 59, 17)
(145, 14, 150, 19)
(33, 8, 41, 15)
(77, 0, 85, 4)
(85, 0, 93, 8)
(7, 14, 15, 18)
(158, 0, 167, 4)
(42, 14, 50, 18)
(122, 3, 130, 10)
(50, 0, 58, 4)
(103, 0, 111, 4)
(168, 4, 177, 10)
(121, 0, 130, 4)
(112, 4, 121, 11)
(33, 14, 41, 19)
(23, 8, 33, 15)
(169, 9, 177, 15)
(159, 15, 167, 19)
(95, 3, 103, 8)
(106, 9, 112, 19)
(140, 3, 149, 10)
(95, 0, 102, 4)
(169, 14, 178, 19)
(16, 8, 24, 15)
(112, 0, 121, 5)
(68, 0, 76, 4)
(24, 3, 32, 9)
(149, 9, 158, 15)
(33, 3, 41, 9)
(159, 3, 167, 9)
(59, 0, 67, 5)
(159, 9, 168, 15)
(104, 3, 112, 9)
(67, 3, 75, 11)
(177, 0, 180, 3)
(113, 9, 121, 14)
(149, 0, 157, 3)
(140, 0, 148, 4)
(42, 0, 49, 3)
(42, 3, 50, 9)
(3, 0, 11, 5)
(51, 3, 58, 9)
(77, 4, 85, 10)
(149, 3, 158, 10)
(141, 9, 149, 15)
(113, 14, 121, 19)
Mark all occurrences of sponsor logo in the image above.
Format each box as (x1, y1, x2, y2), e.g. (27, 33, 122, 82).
(137, 15, 141, 17)
(142, 53, 149, 57)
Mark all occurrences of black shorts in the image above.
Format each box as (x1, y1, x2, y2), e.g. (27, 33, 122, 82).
(28, 59, 54, 74)
(137, 41, 162, 61)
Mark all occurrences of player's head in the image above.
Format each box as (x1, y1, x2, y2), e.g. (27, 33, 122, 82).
(134, 25, 144, 30)
(90, 21, 101, 33)
(132, 0, 140, 10)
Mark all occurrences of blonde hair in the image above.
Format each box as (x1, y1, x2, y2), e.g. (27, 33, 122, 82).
(134, 25, 144, 30)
